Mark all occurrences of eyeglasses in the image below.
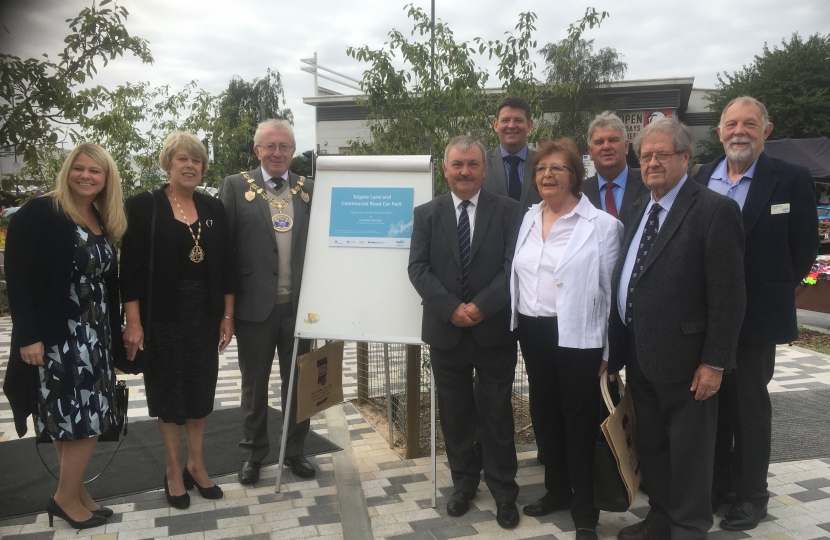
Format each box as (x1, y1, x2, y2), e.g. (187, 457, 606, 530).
(639, 152, 678, 165)
(256, 143, 295, 154)
(535, 164, 573, 175)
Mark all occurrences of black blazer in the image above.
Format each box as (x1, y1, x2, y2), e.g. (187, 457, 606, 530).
(694, 153, 818, 344)
(408, 190, 522, 350)
(583, 167, 650, 216)
(120, 187, 235, 325)
(2, 196, 124, 437)
(608, 179, 747, 384)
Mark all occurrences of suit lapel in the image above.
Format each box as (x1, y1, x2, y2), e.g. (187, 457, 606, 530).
(557, 212, 593, 270)
(741, 153, 778, 237)
(438, 194, 462, 270)
(249, 167, 279, 250)
(519, 148, 536, 207)
(613, 196, 648, 287)
(638, 180, 697, 277)
(620, 169, 646, 214)
(488, 150, 508, 196)
(288, 172, 310, 254)
(584, 175, 601, 209)
(470, 190, 494, 262)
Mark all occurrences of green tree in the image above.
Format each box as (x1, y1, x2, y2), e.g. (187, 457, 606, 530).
(538, 38, 627, 151)
(346, 4, 608, 192)
(212, 69, 293, 181)
(0, 0, 153, 169)
(700, 33, 830, 162)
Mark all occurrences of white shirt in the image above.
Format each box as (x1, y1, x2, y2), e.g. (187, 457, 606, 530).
(513, 200, 580, 317)
(449, 189, 480, 240)
(262, 169, 289, 189)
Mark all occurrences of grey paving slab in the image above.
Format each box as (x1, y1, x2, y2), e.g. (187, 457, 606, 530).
(428, 524, 479, 539)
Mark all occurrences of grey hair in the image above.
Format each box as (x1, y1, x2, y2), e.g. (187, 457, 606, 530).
(587, 111, 626, 142)
(443, 135, 486, 163)
(633, 117, 693, 156)
(254, 119, 295, 146)
(718, 96, 770, 130)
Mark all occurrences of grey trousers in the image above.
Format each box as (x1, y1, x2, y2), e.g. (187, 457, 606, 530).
(236, 303, 311, 462)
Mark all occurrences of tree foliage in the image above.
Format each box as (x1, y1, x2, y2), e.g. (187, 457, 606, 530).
(346, 5, 609, 192)
(539, 38, 626, 150)
(700, 33, 830, 162)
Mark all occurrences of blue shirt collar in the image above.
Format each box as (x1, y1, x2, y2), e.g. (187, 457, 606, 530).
(711, 156, 759, 183)
(597, 166, 629, 189)
(499, 145, 528, 161)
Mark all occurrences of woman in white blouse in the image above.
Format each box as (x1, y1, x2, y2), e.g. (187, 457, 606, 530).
(510, 138, 624, 540)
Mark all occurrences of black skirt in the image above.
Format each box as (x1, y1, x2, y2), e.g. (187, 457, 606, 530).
(144, 279, 218, 425)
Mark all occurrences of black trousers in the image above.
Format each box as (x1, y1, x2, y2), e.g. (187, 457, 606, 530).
(626, 337, 718, 540)
(518, 315, 602, 529)
(430, 330, 519, 503)
(236, 303, 311, 462)
(713, 341, 776, 503)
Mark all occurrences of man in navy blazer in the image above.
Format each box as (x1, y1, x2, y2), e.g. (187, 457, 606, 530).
(582, 112, 650, 217)
(695, 97, 818, 531)
(609, 118, 746, 540)
(409, 136, 522, 529)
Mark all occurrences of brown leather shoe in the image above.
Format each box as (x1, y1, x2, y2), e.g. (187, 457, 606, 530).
(617, 519, 670, 540)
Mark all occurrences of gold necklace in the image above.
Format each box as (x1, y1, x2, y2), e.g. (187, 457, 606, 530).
(169, 188, 204, 263)
(241, 171, 308, 232)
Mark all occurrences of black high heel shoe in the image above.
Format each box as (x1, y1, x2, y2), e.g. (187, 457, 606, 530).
(46, 497, 107, 529)
(164, 474, 190, 509)
(92, 506, 114, 518)
(183, 465, 224, 499)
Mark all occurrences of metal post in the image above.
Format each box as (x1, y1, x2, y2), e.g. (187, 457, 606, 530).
(404, 345, 421, 459)
(356, 342, 369, 405)
(430, 367, 437, 508)
(275, 337, 301, 492)
(384, 343, 393, 449)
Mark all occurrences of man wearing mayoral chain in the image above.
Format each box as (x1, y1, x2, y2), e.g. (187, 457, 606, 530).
(219, 119, 316, 483)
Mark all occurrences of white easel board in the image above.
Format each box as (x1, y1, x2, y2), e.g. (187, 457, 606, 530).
(294, 155, 432, 344)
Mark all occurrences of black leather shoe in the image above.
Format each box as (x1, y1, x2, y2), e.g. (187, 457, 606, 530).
(617, 519, 670, 540)
(285, 455, 316, 478)
(183, 465, 224, 499)
(163, 475, 190, 510)
(720, 499, 767, 531)
(496, 502, 520, 529)
(238, 461, 261, 484)
(446, 491, 475, 517)
(576, 529, 598, 540)
(523, 492, 572, 516)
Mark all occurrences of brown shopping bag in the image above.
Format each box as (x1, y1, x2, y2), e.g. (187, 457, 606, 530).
(296, 341, 345, 422)
(594, 371, 641, 509)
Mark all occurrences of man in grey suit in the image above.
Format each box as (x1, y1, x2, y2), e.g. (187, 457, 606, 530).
(582, 111, 650, 217)
(607, 118, 746, 540)
(409, 136, 522, 529)
(482, 96, 542, 212)
(219, 119, 316, 484)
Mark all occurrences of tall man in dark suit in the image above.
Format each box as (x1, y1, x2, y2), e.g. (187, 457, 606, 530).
(608, 118, 746, 540)
(220, 119, 316, 484)
(409, 136, 522, 529)
(695, 97, 818, 531)
(482, 96, 542, 212)
(583, 111, 650, 217)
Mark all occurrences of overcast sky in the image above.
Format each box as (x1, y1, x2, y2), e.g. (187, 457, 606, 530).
(2, 0, 829, 153)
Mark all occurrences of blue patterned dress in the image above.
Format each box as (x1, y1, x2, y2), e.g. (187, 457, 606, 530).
(34, 225, 117, 441)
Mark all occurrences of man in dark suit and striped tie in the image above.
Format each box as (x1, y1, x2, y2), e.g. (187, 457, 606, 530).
(409, 136, 523, 529)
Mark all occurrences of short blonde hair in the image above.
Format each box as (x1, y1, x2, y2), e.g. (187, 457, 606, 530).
(159, 131, 209, 175)
(52, 143, 127, 241)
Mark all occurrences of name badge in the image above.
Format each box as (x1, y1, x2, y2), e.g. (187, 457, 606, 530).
(771, 203, 790, 215)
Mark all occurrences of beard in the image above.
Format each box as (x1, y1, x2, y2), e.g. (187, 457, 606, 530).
(725, 135, 758, 164)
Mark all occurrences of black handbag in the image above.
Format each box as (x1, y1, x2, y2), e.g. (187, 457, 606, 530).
(115, 189, 158, 375)
(593, 374, 631, 512)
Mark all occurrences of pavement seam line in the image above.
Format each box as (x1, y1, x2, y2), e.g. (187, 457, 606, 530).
(325, 403, 374, 539)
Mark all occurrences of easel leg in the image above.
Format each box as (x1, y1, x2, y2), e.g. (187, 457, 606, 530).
(431, 367, 437, 508)
(275, 337, 300, 493)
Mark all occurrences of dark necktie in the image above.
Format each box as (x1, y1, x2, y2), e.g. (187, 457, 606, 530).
(503, 155, 522, 201)
(458, 200, 472, 302)
(604, 182, 619, 218)
(624, 204, 662, 326)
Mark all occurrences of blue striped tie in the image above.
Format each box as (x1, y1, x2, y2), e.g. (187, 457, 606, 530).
(458, 200, 471, 302)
